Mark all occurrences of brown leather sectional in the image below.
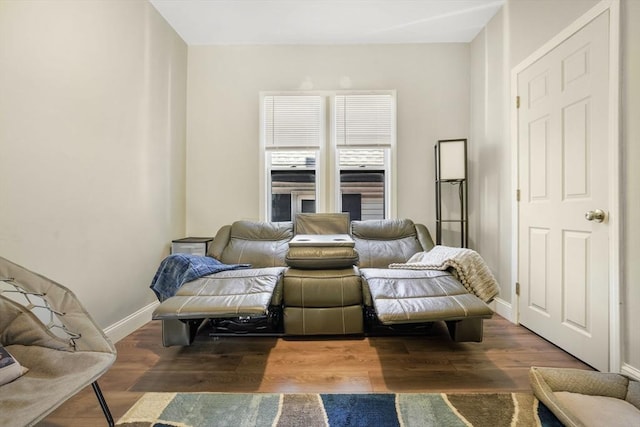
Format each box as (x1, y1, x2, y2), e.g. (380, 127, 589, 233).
(152, 214, 494, 346)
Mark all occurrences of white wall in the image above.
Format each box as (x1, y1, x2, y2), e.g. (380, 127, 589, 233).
(471, 0, 640, 375)
(186, 44, 470, 236)
(0, 0, 187, 331)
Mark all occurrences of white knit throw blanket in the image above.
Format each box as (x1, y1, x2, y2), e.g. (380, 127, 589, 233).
(388, 245, 499, 303)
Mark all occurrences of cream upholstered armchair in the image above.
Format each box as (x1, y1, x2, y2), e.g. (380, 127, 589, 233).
(0, 256, 116, 427)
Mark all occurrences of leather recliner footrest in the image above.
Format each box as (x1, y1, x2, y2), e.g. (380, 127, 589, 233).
(361, 268, 493, 324)
(283, 267, 363, 335)
(283, 267, 361, 307)
(153, 267, 286, 320)
(284, 306, 364, 335)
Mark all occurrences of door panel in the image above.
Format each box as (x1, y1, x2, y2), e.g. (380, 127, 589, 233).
(529, 117, 550, 200)
(563, 100, 590, 198)
(528, 228, 550, 313)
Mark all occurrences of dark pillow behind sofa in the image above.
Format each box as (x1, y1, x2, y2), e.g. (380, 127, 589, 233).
(352, 219, 428, 268)
(215, 220, 294, 268)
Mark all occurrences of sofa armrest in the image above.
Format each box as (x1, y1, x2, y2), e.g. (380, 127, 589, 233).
(208, 225, 231, 259)
(415, 223, 435, 251)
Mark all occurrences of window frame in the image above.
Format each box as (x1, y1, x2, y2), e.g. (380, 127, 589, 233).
(259, 90, 396, 222)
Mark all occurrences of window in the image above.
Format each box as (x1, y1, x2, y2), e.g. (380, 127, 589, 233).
(260, 91, 395, 222)
(268, 150, 318, 222)
(338, 148, 387, 221)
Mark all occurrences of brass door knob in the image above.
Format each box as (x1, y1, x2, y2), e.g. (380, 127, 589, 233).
(585, 209, 606, 223)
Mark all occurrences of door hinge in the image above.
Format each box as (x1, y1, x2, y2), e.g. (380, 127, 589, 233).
(516, 96, 520, 109)
(516, 189, 521, 202)
(515, 282, 521, 296)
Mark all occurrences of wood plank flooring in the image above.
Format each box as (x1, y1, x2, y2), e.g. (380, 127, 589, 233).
(40, 315, 591, 426)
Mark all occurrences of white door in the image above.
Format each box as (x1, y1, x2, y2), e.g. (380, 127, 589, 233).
(517, 10, 611, 371)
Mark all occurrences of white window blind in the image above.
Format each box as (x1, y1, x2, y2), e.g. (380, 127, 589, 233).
(270, 150, 317, 168)
(264, 95, 322, 147)
(335, 94, 393, 146)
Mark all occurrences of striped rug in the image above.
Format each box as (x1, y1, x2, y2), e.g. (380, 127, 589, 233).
(115, 392, 562, 427)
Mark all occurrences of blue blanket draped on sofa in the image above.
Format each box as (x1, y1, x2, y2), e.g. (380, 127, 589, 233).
(151, 254, 250, 301)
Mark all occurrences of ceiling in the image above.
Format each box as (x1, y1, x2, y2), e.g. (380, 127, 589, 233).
(149, 0, 504, 45)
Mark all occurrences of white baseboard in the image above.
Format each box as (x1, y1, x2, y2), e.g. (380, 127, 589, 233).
(621, 363, 640, 381)
(491, 297, 514, 323)
(104, 301, 159, 343)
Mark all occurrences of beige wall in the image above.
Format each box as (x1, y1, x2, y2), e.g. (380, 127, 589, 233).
(0, 0, 187, 329)
(185, 44, 470, 236)
(508, 0, 600, 67)
(471, 0, 640, 375)
(469, 8, 512, 306)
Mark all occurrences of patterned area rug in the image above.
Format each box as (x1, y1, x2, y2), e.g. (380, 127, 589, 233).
(116, 392, 563, 427)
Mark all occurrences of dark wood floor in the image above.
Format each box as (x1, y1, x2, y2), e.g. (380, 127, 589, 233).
(40, 315, 591, 426)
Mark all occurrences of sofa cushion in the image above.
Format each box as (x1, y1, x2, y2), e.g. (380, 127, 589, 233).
(352, 219, 424, 268)
(218, 221, 293, 268)
(352, 218, 417, 240)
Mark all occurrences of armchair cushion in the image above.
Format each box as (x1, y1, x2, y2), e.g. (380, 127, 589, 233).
(529, 366, 640, 427)
(554, 392, 640, 427)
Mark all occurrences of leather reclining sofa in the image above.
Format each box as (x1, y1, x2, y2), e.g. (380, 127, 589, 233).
(153, 214, 494, 346)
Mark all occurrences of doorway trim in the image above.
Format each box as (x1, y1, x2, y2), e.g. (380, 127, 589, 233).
(510, 0, 620, 372)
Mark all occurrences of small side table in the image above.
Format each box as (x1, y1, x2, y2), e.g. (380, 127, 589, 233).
(170, 237, 213, 256)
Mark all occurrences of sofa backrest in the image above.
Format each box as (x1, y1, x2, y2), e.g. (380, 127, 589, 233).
(294, 213, 350, 234)
(351, 219, 434, 268)
(209, 220, 293, 267)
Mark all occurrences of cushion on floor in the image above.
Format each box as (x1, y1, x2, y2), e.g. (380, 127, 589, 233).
(529, 366, 640, 427)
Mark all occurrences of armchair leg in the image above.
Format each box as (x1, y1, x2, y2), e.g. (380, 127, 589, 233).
(92, 381, 114, 427)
